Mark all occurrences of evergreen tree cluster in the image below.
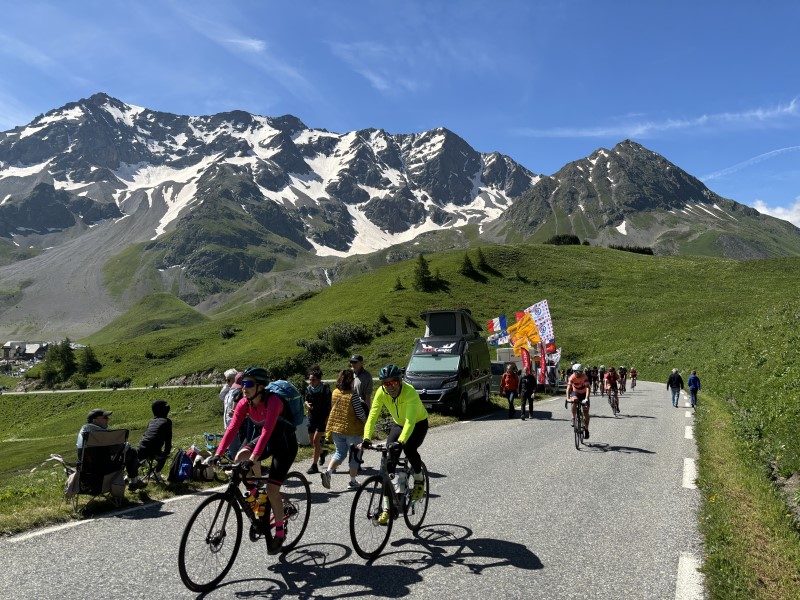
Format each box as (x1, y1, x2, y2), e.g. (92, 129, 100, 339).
(40, 340, 101, 387)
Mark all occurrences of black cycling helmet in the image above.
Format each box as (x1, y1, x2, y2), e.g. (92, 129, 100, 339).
(378, 364, 403, 381)
(242, 366, 270, 384)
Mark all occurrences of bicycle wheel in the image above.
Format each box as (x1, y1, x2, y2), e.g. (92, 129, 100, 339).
(264, 471, 311, 552)
(350, 475, 393, 560)
(178, 492, 242, 593)
(573, 410, 582, 450)
(613, 394, 620, 415)
(403, 462, 429, 532)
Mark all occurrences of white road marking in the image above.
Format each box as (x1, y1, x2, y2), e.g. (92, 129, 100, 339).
(685, 426, 694, 439)
(3, 485, 226, 545)
(682, 458, 697, 489)
(675, 552, 704, 599)
(684, 402, 692, 408)
(685, 411, 692, 418)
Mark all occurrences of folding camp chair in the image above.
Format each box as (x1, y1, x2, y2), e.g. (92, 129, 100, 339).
(69, 429, 130, 510)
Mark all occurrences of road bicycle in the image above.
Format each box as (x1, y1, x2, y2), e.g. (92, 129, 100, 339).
(630, 376, 637, 390)
(607, 386, 620, 416)
(566, 397, 587, 449)
(349, 443, 430, 560)
(177, 460, 311, 592)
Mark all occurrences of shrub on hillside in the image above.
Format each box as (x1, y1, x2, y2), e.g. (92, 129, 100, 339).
(609, 244, 654, 255)
(318, 322, 373, 355)
(545, 234, 581, 245)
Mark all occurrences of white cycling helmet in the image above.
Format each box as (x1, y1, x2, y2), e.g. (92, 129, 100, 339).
(572, 363, 583, 372)
(599, 365, 605, 370)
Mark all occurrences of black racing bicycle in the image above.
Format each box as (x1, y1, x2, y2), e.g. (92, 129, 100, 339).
(349, 443, 430, 560)
(566, 397, 587, 449)
(607, 385, 620, 416)
(178, 461, 311, 592)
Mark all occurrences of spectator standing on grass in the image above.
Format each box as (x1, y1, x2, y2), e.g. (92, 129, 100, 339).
(667, 368, 684, 407)
(350, 355, 373, 410)
(320, 369, 367, 490)
(136, 399, 173, 479)
(76, 409, 144, 491)
(687, 370, 701, 408)
(305, 366, 332, 475)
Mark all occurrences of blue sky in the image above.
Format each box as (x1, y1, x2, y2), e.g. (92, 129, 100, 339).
(2, 0, 799, 224)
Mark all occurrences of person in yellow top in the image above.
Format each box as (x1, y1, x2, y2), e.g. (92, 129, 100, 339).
(361, 364, 429, 521)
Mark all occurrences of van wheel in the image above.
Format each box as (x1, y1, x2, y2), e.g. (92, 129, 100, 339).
(458, 394, 470, 418)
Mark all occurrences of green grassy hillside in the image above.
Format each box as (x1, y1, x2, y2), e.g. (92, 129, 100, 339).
(86, 292, 209, 345)
(3, 243, 799, 595)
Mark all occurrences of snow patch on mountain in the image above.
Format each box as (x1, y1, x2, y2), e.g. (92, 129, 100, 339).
(101, 100, 145, 127)
(0, 160, 52, 180)
(616, 221, 627, 235)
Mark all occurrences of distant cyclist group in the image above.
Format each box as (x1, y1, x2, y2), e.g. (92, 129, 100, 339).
(565, 364, 637, 438)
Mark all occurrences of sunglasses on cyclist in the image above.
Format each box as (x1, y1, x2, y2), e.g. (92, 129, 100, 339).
(382, 379, 401, 387)
(241, 380, 256, 389)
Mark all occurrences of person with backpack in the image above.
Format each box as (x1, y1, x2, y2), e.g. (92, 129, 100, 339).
(304, 365, 332, 475)
(209, 366, 298, 554)
(136, 399, 173, 480)
(687, 370, 701, 408)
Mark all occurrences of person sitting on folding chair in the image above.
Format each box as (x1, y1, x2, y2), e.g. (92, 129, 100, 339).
(136, 400, 173, 482)
(77, 408, 145, 491)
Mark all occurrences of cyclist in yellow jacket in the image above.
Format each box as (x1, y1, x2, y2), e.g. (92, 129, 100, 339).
(361, 364, 429, 523)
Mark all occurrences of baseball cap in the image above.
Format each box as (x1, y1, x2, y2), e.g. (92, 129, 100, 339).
(349, 355, 364, 363)
(87, 408, 112, 422)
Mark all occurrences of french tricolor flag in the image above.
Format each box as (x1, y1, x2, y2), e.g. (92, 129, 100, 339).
(486, 315, 507, 333)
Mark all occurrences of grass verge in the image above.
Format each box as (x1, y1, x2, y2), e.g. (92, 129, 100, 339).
(696, 393, 800, 599)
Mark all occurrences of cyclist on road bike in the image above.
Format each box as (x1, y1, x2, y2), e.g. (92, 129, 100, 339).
(605, 366, 620, 407)
(619, 366, 628, 393)
(630, 367, 638, 389)
(361, 364, 429, 525)
(210, 366, 298, 554)
(566, 363, 591, 439)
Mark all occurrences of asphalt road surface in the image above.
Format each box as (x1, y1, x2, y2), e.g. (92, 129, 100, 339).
(1, 381, 704, 599)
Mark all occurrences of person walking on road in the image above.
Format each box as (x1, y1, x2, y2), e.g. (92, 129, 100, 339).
(667, 368, 684, 407)
(305, 366, 332, 475)
(320, 369, 366, 490)
(687, 370, 701, 408)
(500, 363, 520, 418)
(519, 366, 536, 420)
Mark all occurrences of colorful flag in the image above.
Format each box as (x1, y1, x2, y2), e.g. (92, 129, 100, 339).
(538, 341, 547, 384)
(486, 315, 507, 333)
(525, 300, 555, 344)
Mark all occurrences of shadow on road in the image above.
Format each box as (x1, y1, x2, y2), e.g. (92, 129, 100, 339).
(206, 523, 542, 598)
(582, 443, 656, 454)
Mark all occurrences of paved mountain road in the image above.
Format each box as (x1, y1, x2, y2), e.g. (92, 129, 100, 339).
(1, 381, 703, 599)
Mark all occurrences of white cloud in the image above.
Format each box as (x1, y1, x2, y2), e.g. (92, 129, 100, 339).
(223, 37, 267, 54)
(515, 98, 800, 138)
(330, 39, 493, 95)
(701, 146, 800, 181)
(752, 198, 800, 227)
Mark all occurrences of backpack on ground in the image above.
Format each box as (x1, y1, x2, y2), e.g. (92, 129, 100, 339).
(266, 380, 305, 427)
(167, 448, 193, 483)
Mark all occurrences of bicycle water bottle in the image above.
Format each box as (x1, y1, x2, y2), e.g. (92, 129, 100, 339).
(245, 487, 259, 515)
(255, 488, 267, 519)
(393, 471, 408, 494)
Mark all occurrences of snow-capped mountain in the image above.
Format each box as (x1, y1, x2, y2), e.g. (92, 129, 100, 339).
(486, 140, 800, 259)
(0, 93, 537, 260)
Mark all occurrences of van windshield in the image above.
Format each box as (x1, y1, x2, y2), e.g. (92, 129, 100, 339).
(407, 354, 460, 374)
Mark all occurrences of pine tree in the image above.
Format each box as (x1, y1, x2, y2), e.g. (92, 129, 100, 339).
(476, 247, 489, 271)
(77, 346, 102, 375)
(413, 254, 434, 291)
(459, 253, 477, 277)
(393, 277, 405, 291)
(59, 338, 77, 381)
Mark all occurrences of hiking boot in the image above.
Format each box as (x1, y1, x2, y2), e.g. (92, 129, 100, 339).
(411, 481, 425, 501)
(306, 463, 319, 475)
(320, 469, 331, 489)
(377, 510, 390, 526)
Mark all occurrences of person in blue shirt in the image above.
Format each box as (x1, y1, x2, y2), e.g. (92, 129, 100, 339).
(687, 371, 701, 408)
